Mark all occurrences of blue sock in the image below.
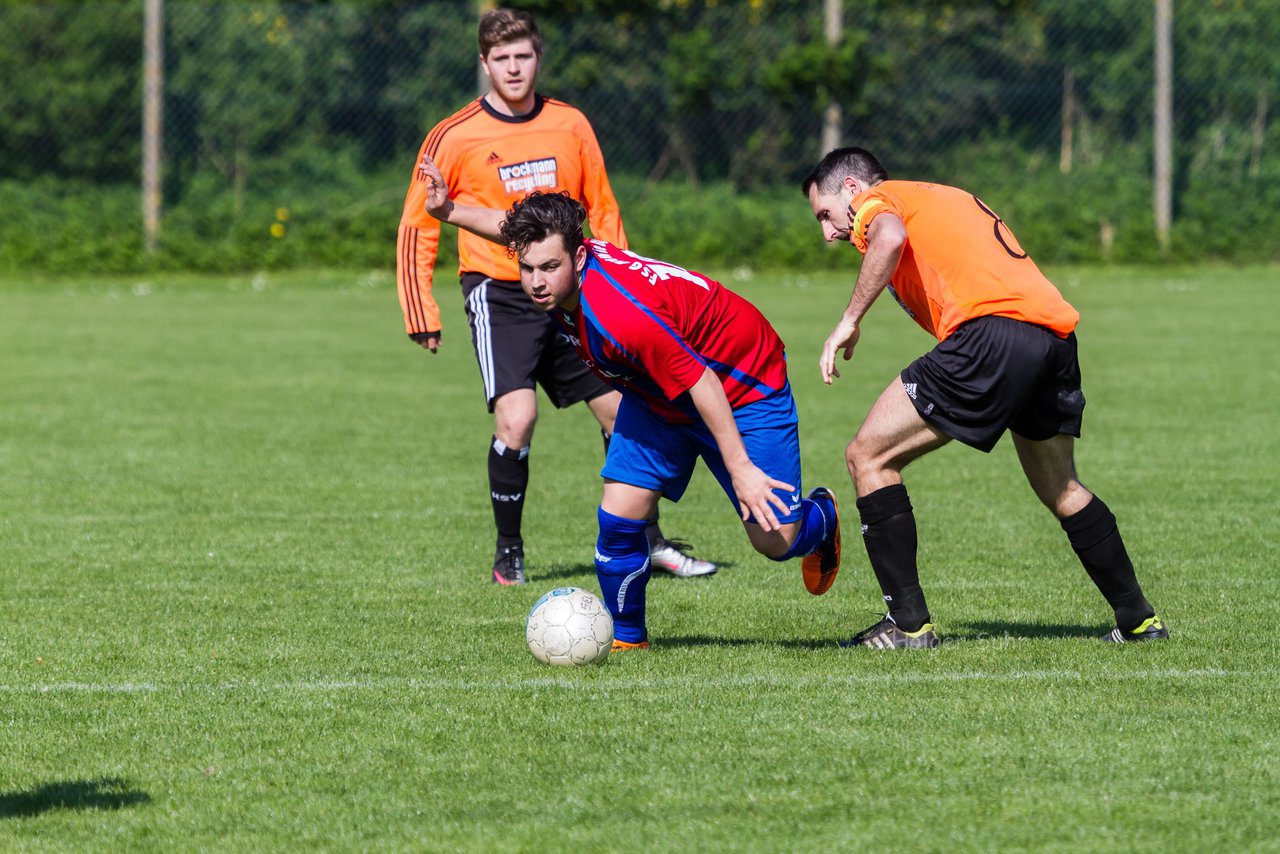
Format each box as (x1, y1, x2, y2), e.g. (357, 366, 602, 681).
(595, 507, 652, 643)
(771, 494, 834, 562)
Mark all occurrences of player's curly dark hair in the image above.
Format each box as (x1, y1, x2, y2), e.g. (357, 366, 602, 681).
(499, 191, 586, 258)
(801, 147, 889, 197)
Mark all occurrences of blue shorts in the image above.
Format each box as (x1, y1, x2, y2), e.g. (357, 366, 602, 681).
(600, 384, 804, 525)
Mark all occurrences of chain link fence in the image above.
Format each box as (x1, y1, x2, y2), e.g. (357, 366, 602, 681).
(1, 0, 1277, 270)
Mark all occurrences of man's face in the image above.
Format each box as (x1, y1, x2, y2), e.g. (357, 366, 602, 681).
(518, 234, 587, 313)
(807, 178, 858, 243)
(481, 38, 540, 106)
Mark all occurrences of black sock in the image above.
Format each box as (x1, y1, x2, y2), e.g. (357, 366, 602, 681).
(489, 437, 529, 550)
(857, 484, 930, 632)
(1061, 497, 1154, 631)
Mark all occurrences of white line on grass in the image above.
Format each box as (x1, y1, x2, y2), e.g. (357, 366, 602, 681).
(0, 682, 159, 693)
(1, 667, 1273, 695)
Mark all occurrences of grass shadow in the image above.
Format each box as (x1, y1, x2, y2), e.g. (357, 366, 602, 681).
(0, 778, 151, 819)
(945, 620, 1101, 641)
(533, 563, 600, 583)
(655, 634, 834, 651)
(534, 561, 739, 583)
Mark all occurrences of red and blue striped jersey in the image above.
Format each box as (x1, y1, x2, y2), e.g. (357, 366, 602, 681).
(555, 241, 788, 424)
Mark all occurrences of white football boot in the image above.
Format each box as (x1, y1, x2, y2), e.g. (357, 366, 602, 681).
(648, 533, 718, 578)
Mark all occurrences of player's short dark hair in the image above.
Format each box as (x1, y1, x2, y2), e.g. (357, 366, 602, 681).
(478, 8, 542, 58)
(500, 192, 585, 257)
(801, 147, 889, 197)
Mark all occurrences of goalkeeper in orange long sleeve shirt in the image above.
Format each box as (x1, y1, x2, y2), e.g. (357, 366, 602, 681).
(396, 8, 716, 585)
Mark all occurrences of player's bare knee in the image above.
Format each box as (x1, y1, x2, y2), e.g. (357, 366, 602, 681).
(845, 437, 882, 490)
(844, 437, 860, 475)
(747, 525, 791, 559)
(753, 539, 789, 559)
(1052, 480, 1093, 518)
(495, 414, 537, 447)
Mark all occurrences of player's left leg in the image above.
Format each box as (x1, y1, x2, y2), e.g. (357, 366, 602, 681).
(745, 488, 840, 596)
(1013, 432, 1167, 641)
(696, 386, 841, 593)
(1011, 327, 1166, 642)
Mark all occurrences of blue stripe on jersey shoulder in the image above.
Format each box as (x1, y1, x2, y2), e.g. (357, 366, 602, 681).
(578, 290, 638, 369)
(586, 256, 779, 398)
(584, 257, 705, 367)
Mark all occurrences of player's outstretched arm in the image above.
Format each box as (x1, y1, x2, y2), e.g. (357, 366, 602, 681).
(417, 153, 507, 246)
(686, 368, 794, 532)
(819, 213, 907, 384)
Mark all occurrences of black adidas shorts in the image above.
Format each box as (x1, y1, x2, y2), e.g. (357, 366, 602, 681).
(899, 315, 1085, 453)
(460, 273, 612, 412)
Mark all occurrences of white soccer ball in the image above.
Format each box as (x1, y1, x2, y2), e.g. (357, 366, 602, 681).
(526, 586, 613, 666)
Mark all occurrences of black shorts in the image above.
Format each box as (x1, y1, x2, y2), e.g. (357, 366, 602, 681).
(899, 315, 1085, 453)
(460, 273, 612, 412)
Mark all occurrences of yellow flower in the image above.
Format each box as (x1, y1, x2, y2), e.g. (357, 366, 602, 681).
(275, 207, 290, 222)
(270, 223, 285, 238)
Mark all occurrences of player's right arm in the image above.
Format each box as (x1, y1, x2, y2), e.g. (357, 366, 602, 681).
(820, 213, 907, 384)
(686, 367, 794, 532)
(418, 154, 507, 245)
(397, 136, 446, 353)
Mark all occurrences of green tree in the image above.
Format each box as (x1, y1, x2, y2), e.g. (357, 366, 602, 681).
(0, 2, 141, 180)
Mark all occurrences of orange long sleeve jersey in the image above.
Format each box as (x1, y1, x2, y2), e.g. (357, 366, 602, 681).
(396, 95, 628, 337)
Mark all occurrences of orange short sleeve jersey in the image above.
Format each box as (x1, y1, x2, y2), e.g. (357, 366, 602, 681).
(846, 180, 1079, 341)
(396, 95, 628, 336)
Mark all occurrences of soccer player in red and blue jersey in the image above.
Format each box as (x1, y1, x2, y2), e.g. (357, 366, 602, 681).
(417, 155, 842, 647)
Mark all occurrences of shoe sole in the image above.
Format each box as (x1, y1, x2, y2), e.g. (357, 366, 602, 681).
(802, 488, 840, 595)
(1104, 628, 1170, 643)
(841, 633, 939, 649)
(491, 570, 525, 586)
(610, 640, 650, 651)
(653, 564, 718, 578)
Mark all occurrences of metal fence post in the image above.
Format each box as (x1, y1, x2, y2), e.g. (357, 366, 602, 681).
(821, 0, 842, 157)
(142, 0, 163, 254)
(1154, 0, 1173, 255)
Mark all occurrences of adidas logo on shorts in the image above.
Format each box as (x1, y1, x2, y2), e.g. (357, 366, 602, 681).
(903, 382, 918, 400)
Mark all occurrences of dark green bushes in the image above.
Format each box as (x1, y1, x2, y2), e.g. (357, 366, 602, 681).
(1, 146, 1276, 276)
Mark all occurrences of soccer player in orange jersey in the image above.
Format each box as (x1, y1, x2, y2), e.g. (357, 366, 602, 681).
(396, 8, 714, 585)
(803, 147, 1167, 648)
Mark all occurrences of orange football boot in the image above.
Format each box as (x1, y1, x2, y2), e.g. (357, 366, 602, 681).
(800, 487, 841, 595)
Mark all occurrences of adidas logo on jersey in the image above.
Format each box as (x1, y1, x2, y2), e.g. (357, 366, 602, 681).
(485, 151, 502, 164)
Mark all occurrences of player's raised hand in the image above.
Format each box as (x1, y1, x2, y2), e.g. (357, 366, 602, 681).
(731, 465, 796, 533)
(418, 154, 455, 221)
(819, 317, 860, 384)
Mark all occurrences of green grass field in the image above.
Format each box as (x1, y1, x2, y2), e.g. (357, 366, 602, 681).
(1, 264, 1278, 851)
